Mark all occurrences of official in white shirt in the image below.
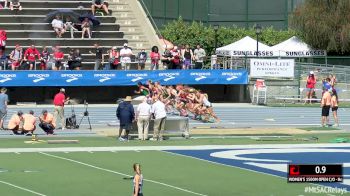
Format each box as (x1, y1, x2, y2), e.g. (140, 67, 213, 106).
(136, 98, 151, 140)
(151, 95, 167, 141)
(120, 43, 133, 70)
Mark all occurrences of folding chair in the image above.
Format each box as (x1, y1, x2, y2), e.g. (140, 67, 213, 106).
(252, 79, 267, 105)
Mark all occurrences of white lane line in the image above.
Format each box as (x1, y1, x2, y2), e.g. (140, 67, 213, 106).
(0, 180, 47, 196)
(39, 152, 207, 196)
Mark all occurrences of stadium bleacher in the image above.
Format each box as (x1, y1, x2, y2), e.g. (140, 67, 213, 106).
(0, 0, 151, 70)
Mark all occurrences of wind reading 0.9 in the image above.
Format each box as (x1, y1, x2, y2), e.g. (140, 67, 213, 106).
(288, 164, 343, 183)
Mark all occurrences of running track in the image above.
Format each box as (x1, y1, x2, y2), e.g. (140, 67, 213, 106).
(4, 104, 350, 130)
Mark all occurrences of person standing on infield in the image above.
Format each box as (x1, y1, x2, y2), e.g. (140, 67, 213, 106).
(53, 88, 69, 130)
(331, 90, 339, 127)
(321, 88, 332, 127)
(116, 96, 134, 141)
(133, 163, 144, 196)
(150, 95, 166, 141)
(0, 88, 8, 129)
(136, 98, 151, 140)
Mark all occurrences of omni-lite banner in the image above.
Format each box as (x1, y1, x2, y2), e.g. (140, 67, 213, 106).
(0, 70, 248, 87)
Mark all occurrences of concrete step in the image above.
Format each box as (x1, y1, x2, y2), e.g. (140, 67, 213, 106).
(0, 15, 116, 23)
(18, 1, 127, 8)
(0, 23, 120, 31)
(6, 31, 124, 39)
(6, 38, 128, 46)
(0, 8, 118, 15)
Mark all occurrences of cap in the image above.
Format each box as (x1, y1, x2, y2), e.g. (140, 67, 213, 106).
(123, 43, 128, 47)
(60, 88, 65, 92)
(112, 46, 117, 50)
(310, 71, 314, 75)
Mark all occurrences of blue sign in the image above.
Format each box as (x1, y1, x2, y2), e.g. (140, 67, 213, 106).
(0, 70, 248, 87)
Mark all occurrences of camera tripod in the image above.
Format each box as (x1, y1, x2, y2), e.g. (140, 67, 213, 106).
(78, 100, 92, 130)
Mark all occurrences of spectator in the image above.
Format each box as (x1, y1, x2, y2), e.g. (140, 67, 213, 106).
(108, 46, 119, 70)
(39, 109, 56, 135)
(305, 71, 317, 104)
(65, 16, 77, 39)
(161, 48, 172, 70)
(182, 44, 193, 69)
(120, 43, 133, 70)
(7, 111, 23, 135)
(331, 91, 339, 127)
(0, 0, 8, 9)
(0, 88, 8, 129)
(53, 46, 64, 70)
(23, 44, 41, 70)
(40, 46, 50, 70)
(91, 0, 109, 16)
(321, 88, 332, 127)
(136, 98, 151, 140)
(150, 95, 167, 141)
(194, 44, 206, 69)
(89, 43, 104, 70)
(150, 46, 160, 70)
(9, 44, 22, 70)
(22, 110, 36, 136)
(68, 49, 82, 70)
(137, 49, 147, 70)
(81, 17, 91, 39)
(116, 96, 135, 141)
(170, 46, 181, 69)
(10, 0, 21, 11)
(51, 15, 65, 38)
(53, 88, 69, 130)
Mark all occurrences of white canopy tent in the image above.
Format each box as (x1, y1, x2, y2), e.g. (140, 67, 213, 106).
(215, 36, 273, 57)
(271, 36, 326, 57)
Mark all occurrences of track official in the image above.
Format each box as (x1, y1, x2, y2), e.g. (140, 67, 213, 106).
(53, 88, 69, 130)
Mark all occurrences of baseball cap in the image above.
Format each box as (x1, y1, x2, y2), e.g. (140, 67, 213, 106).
(309, 71, 314, 75)
(123, 43, 128, 47)
(60, 88, 65, 92)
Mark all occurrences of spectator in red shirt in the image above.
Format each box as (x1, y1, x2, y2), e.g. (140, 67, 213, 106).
(23, 44, 41, 70)
(53, 88, 69, 130)
(53, 46, 64, 70)
(305, 71, 317, 104)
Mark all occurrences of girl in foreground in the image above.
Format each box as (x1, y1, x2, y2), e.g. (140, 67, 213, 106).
(133, 163, 144, 196)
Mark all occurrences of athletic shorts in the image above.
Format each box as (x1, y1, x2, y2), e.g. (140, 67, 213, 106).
(0, 110, 6, 120)
(306, 88, 314, 92)
(322, 105, 331, 116)
(332, 106, 338, 112)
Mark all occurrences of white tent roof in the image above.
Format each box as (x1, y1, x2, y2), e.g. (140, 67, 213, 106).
(216, 36, 273, 57)
(271, 36, 326, 57)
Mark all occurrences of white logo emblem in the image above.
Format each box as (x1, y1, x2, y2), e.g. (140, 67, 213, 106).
(131, 76, 143, 82)
(99, 77, 111, 83)
(164, 76, 175, 82)
(195, 75, 207, 81)
(226, 76, 238, 81)
(33, 78, 45, 83)
(66, 77, 79, 83)
(0, 78, 12, 83)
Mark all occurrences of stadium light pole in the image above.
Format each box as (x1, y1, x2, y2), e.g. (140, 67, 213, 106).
(213, 24, 219, 50)
(255, 24, 262, 57)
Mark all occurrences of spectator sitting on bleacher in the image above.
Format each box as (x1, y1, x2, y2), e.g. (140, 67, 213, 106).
(65, 16, 78, 39)
(0, 0, 8, 9)
(108, 46, 120, 70)
(91, 0, 109, 16)
(9, 44, 22, 70)
(120, 43, 133, 70)
(8, 111, 24, 135)
(51, 15, 65, 38)
(40, 46, 50, 70)
(52, 46, 64, 70)
(81, 17, 92, 39)
(22, 110, 36, 136)
(23, 44, 41, 70)
(10, 0, 21, 11)
(137, 49, 147, 70)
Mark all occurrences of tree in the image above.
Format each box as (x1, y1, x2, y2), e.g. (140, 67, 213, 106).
(290, 0, 350, 54)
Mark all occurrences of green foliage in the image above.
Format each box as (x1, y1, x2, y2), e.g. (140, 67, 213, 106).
(161, 18, 297, 54)
(290, 0, 350, 54)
